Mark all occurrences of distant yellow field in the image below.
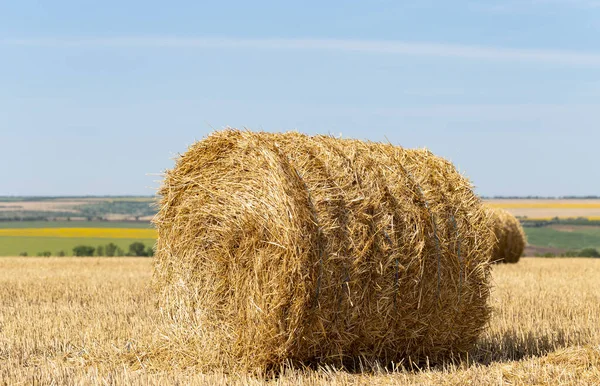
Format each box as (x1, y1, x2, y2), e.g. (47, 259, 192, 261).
(484, 199, 600, 220)
(489, 203, 600, 209)
(0, 228, 157, 239)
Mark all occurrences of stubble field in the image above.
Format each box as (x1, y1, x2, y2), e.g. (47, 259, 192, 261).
(1, 257, 599, 385)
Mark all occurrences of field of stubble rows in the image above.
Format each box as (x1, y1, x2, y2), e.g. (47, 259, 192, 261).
(0, 257, 598, 385)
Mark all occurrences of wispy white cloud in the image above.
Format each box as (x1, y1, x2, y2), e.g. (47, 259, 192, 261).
(2, 36, 600, 66)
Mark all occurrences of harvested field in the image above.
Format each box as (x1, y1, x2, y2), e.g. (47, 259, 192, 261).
(0, 196, 156, 221)
(0, 200, 90, 212)
(0, 257, 598, 385)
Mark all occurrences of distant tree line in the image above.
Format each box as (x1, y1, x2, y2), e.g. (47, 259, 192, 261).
(520, 217, 600, 228)
(536, 248, 600, 258)
(73, 242, 154, 257)
(0, 212, 77, 221)
(20, 242, 154, 257)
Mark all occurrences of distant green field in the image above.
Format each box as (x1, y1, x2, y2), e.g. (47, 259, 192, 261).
(524, 226, 600, 251)
(0, 219, 156, 256)
(0, 236, 156, 257)
(0, 221, 152, 229)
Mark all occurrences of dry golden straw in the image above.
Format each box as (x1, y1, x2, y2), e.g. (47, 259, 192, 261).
(487, 207, 526, 264)
(153, 130, 495, 373)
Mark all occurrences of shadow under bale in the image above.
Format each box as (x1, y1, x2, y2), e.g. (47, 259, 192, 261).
(152, 130, 495, 373)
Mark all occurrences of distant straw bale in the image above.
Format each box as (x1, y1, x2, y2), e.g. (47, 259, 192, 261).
(152, 130, 495, 373)
(487, 207, 526, 263)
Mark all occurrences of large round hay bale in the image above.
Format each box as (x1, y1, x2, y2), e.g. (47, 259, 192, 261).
(487, 207, 526, 263)
(153, 130, 495, 372)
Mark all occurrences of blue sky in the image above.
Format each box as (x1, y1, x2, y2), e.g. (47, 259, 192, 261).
(1, 0, 599, 196)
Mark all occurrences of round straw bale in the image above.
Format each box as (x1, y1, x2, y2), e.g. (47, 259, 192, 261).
(153, 129, 495, 373)
(487, 206, 526, 263)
